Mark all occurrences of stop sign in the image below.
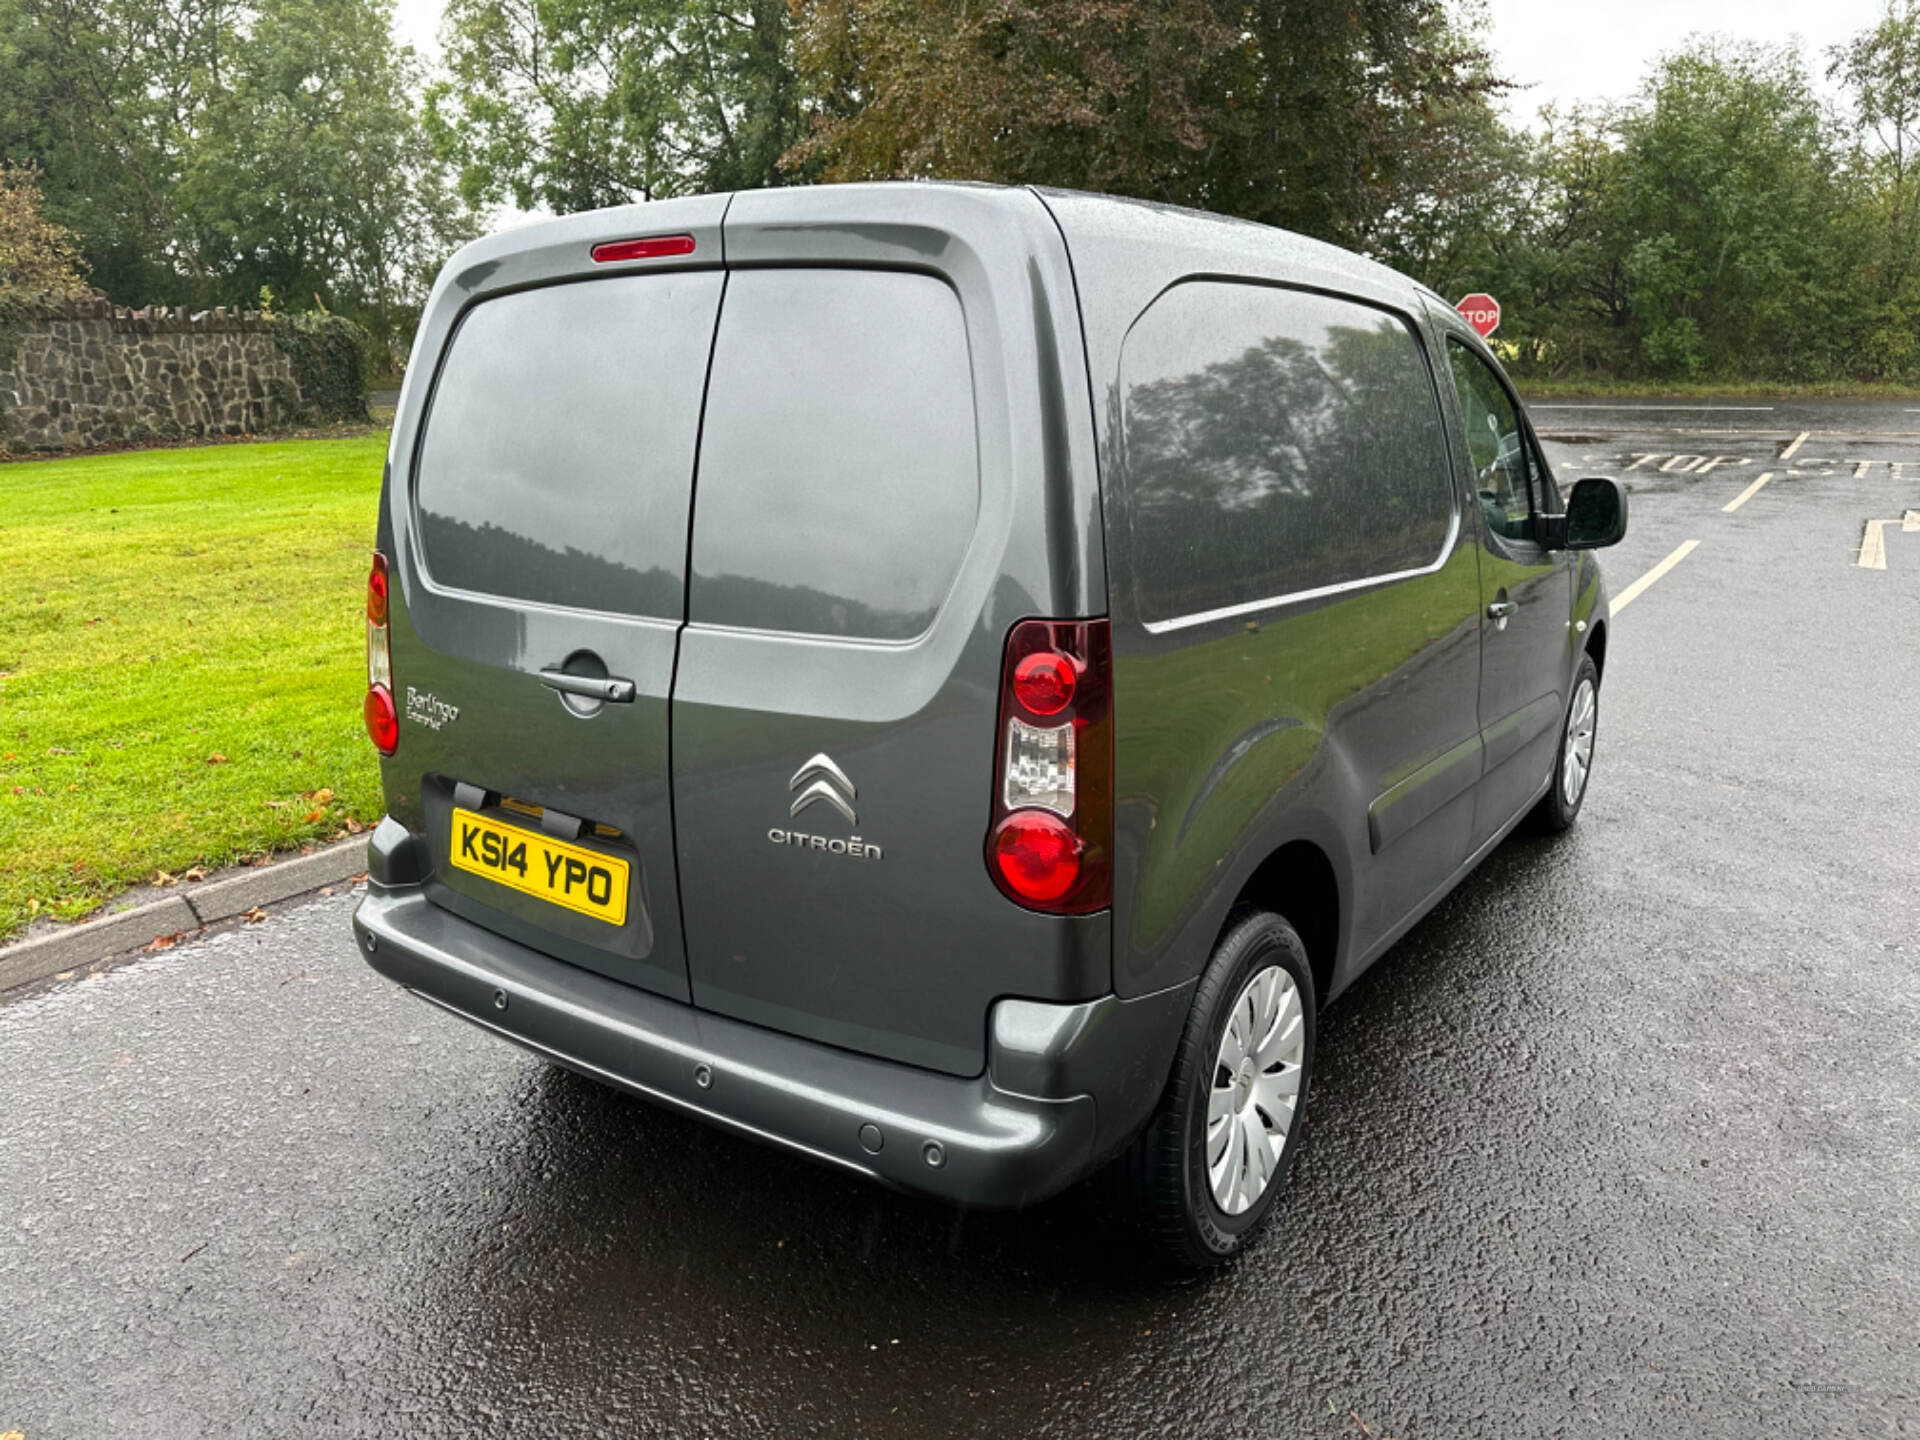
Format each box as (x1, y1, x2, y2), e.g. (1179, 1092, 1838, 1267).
(1457, 293, 1501, 339)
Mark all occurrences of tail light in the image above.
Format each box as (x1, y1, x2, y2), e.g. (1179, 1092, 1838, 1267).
(365, 551, 397, 756)
(986, 619, 1112, 913)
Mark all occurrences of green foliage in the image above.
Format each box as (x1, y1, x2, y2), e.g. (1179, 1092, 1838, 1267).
(0, 164, 89, 295)
(428, 0, 807, 211)
(270, 312, 371, 424)
(0, 0, 470, 359)
(1424, 30, 1920, 384)
(786, 0, 1503, 253)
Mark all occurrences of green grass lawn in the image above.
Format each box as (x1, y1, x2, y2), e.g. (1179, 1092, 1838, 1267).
(0, 435, 387, 941)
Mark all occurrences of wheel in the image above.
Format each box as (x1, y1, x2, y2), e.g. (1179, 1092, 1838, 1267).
(1528, 652, 1600, 835)
(1118, 909, 1316, 1268)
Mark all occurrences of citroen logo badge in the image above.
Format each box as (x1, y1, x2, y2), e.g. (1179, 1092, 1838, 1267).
(789, 753, 858, 826)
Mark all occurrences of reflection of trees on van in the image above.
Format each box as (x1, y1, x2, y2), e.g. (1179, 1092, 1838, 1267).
(1121, 290, 1453, 623)
(419, 511, 682, 619)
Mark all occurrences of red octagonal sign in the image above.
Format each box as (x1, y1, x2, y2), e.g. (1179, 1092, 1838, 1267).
(1457, 292, 1501, 339)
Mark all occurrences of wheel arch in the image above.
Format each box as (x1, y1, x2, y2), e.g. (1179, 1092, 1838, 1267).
(1230, 840, 1340, 1005)
(1585, 618, 1609, 680)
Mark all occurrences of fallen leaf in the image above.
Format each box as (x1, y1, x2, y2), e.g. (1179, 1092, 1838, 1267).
(343, 816, 364, 835)
(265, 798, 293, 809)
(183, 866, 206, 882)
(301, 787, 334, 805)
(242, 907, 267, 923)
(303, 809, 324, 823)
(205, 753, 229, 765)
(320, 887, 334, 897)
(349, 872, 369, 884)
(151, 871, 178, 888)
(47, 745, 73, 756)
(144, 931, 182, 951)
(3, 751, 15, 760)
(249, 855, 270, 868)
(300, 843, 315, 855)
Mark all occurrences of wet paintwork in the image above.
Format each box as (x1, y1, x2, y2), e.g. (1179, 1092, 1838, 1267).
(5, 413, 1916, 1435)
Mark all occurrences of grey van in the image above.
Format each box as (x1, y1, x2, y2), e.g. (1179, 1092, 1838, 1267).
(352, 183, 1627, 1266)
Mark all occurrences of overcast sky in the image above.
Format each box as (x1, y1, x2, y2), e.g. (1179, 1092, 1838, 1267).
(1483, 0, 1889, 119)
(388, 0, 1896, 119)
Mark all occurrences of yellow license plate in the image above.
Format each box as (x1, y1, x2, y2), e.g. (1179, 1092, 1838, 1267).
(448, 807, 630, 926)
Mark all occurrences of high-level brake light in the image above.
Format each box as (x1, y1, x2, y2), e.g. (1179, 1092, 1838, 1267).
(590, 234, 697, 264)
(987, 619, 1112, 913)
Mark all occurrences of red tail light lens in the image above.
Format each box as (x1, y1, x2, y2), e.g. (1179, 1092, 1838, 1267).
(591, 234, 696, 263)
(986, 619, 1112, 914)
(364, 683, 399, 756)
(1012, 651, 1076, 715)
(367, 553, 389, 624)
(992, 811, 1082, 903)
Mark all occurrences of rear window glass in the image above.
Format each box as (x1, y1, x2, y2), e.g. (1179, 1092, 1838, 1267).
(413, 272, 723, 619)
(689, 269, 978, 641)
(1120, 281, 1455, 625)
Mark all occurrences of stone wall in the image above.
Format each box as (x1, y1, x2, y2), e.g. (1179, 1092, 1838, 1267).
(0, 295, 361, 453)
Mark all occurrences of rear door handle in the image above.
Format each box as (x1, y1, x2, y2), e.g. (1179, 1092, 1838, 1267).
(538, 670, 637, 704)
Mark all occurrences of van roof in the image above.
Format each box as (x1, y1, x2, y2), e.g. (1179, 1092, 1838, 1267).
(445, 180, 1424, 309)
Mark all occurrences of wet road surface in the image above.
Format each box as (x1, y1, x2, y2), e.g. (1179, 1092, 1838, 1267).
(4, 400, 1919, 1438)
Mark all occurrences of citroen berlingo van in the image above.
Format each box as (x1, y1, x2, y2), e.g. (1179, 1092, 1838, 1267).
(352, 183, 1627, 1266)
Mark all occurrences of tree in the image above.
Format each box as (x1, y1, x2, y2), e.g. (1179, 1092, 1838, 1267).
(786, 0, 1233, 199)
(427, 0, 806, 213)
(785, 0, 1506, 254)
(0, 0, 237, 301)
(0, 163, 89, 293)
(1830, 1, 1920, 374)
(180, 0, 474, 356)
(1613, 40, 1860, 378)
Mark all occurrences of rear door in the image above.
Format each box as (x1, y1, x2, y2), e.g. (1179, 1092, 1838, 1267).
(669, 187, 1109, 1078)
(390, 257, 722, 1001)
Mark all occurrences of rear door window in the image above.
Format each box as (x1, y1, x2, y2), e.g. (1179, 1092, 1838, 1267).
(1119, 280, 1456, 626)
(689, 269, 979, 642)
(413, 272, 723, 619)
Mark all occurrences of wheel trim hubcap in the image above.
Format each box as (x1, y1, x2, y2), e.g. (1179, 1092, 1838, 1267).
(1206, 964, 1305, 1216)
(1562, 677, 1596, 807)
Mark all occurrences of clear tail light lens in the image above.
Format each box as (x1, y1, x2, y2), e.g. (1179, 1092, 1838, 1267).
(365, 552, 396, 756)
(1004, 717, 1075, 816)
(986, 619, 1112, 913)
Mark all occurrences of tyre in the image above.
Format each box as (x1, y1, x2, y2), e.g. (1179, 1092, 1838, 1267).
(1118, 909, 1316, 1268)
(1527, 652, 1600, 835)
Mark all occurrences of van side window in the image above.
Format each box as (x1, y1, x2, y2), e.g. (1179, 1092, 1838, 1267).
(1120, 281, 1456, 626)
(413, 273, 722, 619)
(689, 269, 979, 642)
(1445, 340, 1535, 544)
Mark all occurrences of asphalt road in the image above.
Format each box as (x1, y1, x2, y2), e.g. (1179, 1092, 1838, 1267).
(4, 399, 1919, 1438)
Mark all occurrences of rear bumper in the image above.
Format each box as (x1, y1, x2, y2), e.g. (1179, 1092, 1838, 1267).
(351, 872, 1190, 1210)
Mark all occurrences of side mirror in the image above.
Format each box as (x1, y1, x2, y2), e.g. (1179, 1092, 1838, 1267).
(1535, 476, 1629, 550)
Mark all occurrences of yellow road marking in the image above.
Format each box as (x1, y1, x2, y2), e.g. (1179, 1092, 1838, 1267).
(1858, 511, 1920, 569)
(1613, 540, 1700, 614)
(1780, 431, 1810, 460)
(1722, 472, 1774, 513)
(1860, 519, 1890, 569)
